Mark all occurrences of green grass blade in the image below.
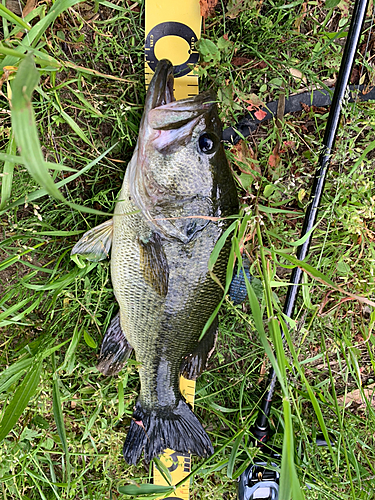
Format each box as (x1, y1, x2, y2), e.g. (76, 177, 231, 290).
(227, 429, 245, 479)
(208, 218, 238, 271)
(117, 484, 173, 495)
(153, 457, 172, 486)
(0, 144, 116, 215)
(10, 54, 116, 216)
(280, 319, 337, 465)
(1, 0, 85, 67)
(50, 101, 92, 146)
(0, 136, 16, 210)
(0, 242, 46, 272)
(279, 398, 305, 500)
(0, 357, 33, 393)
(274, 250, 375, 307)
(0, 152, 77, 172)
(11, 54, 65, 203)
(0, 4, 30, 30)
(0, 295, 43, 327)
(118, 379, 125, 418)
(0, 359, 42, 442)
(243, 270, 287, 396)
(52, 371, 71, 483)
(60, 324, 82, 372)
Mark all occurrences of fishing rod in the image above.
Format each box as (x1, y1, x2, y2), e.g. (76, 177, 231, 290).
(237, 0, 371, 498)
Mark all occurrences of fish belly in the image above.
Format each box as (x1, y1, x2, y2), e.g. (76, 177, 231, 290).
(111, 176, 227, 412)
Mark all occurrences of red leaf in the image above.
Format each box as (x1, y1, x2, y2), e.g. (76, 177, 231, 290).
(268, 154, 279, 167)
(283, 140, 296, 150)
(254, 109, 267, 121)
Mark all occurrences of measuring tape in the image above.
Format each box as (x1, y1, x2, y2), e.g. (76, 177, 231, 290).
(145, 1, 201, 498)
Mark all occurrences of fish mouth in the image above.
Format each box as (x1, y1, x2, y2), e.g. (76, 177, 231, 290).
(144, 59, 215, 136)
(144, 59, 175, 114)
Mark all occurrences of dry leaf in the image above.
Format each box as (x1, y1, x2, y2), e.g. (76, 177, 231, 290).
(254, 109, 267, 121)
(231, 56, 252, 66)
(337, 384, 375, 408)
(268, 153, 279, 168)
(14, 0, 37, 39)
(338, 0, 349, 17)
(200, 0, 218, 18)
(5, 0, 22, 15)
(288, 67, 307, 84)
(23, 0, 37, 17)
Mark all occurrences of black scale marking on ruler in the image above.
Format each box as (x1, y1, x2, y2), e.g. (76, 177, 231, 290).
(145, 22, 199, 77)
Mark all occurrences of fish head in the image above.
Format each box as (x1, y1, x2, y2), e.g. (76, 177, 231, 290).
(128, 59, 233, 241)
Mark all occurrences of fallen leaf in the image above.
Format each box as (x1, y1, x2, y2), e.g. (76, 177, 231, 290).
(300, 102, 311, 113)
(14, 0, 36, 39)
(254, 60, 268, 69)
(338, 0, 349, 17)
(200, 0, 218, 18)
(257, 355, 268, 384)
(288, 67, 307, 84)
(254, 109, 267, 121)
(23, 0, 36, 17)
(243, 93, 264, 108)
(298, 188, 306, 203)
(283, 140, 296, 149)
(337, 384, 375, 408)
(268, 153, 279, 168)
(232, 56, 252, 66)
(5, 0, 22, 15)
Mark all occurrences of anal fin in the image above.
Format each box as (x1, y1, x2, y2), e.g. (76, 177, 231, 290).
(97, 312, 133, 376)
(180, 318, 218, 380)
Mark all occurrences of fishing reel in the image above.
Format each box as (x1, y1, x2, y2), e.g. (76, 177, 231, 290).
(238, 461, 280, 500)
(237, 421, 281, 500)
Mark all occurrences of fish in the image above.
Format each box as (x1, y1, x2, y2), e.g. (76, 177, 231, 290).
(71, 59, 239, 465)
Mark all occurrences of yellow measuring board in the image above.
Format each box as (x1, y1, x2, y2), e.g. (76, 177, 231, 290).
(152, 378, 197, 499)
(145, 0, 201, 100)
(145, 3, 201, 497)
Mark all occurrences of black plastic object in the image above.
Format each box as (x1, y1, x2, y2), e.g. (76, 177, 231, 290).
(222, 85, 375, 145)
(229, 262, 252, 305)
(238, 462, 280, 500)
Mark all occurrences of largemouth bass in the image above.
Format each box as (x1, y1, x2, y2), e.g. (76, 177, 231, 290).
(71, 59, 239, 464)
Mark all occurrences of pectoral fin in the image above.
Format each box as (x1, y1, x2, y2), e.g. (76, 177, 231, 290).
(139, 233, 169, 297)
(71, 219, 113, 262)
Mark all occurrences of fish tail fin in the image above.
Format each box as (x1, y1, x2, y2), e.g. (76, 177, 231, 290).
(97, 312, 133, 376)
(123, 399, 213, 465)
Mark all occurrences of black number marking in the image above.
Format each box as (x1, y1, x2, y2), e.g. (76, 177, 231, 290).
(145, 22, 199, 78)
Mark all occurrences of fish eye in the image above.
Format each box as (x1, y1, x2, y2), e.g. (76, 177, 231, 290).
(198, 132, 219, 154)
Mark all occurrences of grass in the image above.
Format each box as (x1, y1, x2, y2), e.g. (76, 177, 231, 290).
(1, 0, 375, 499)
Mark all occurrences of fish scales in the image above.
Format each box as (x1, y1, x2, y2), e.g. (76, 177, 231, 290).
(71, 59, 239, 464)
